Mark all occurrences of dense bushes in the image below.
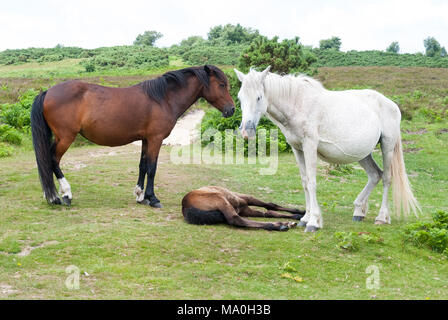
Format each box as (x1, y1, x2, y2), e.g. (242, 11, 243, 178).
(312, 49, 448, 68)
(80, 46, 170, 72)
(179, 43, 246, 66)
(0, 46, 86, 65)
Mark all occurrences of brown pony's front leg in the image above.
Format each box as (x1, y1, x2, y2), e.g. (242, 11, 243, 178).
(139, 137, 163, 208)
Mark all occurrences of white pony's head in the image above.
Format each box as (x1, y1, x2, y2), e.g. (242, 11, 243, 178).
(234, 66, 271, 139)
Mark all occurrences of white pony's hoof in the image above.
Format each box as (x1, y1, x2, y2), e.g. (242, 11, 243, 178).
(298, 221, 307, 228)
(374, 220, 388, 225)
(305, 225, 320, 232)
(353, 216, 364, 222)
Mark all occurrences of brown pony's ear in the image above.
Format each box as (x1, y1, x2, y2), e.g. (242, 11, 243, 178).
(204, 65, 211, 74)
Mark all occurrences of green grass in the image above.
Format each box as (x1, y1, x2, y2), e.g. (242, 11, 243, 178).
(0, 110, 447, 299)
(0, 65, 447, 299)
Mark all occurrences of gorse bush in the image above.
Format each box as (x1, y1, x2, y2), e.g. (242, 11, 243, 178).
(403, 210, 448, 256)
(238, 36, 317, 74)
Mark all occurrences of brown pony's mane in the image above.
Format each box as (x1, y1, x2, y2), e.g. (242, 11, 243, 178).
(140, 65, 227, 103)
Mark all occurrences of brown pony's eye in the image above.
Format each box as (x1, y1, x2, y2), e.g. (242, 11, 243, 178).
(219, 83, 226, 88)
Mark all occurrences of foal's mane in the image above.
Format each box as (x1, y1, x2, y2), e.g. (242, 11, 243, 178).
(140, 65, 226, 103)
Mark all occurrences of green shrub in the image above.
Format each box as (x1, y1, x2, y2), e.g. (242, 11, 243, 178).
(0, 142, 14, 158)
(0, 124, 22, 145)
(403, 210, 448, 255)
(0, 89, 38, 130)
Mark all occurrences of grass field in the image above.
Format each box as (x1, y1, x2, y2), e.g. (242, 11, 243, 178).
(0, 66, 447, 299)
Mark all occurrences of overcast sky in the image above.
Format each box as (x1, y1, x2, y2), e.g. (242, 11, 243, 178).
(1, 0, 447, 53)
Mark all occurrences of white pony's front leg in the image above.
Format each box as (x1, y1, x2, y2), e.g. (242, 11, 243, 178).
(302, 140, 323, 232)
(292, 148, 311, 227)
(58, 177, 72, 205)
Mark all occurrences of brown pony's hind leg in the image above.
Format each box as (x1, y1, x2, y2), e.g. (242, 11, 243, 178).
(218, 201, 292, 231)
(52, 134, 76, 205)
(239, 206, 302, 222)
(238, 195, 305, 217)
(134, 139, 147, 203)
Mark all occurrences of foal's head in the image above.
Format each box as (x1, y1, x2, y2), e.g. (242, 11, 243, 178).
(234, 66, 271, 139)
(202, 65, 235, 118)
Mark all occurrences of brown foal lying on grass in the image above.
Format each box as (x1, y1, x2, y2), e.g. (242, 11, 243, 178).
(182, 186, 305, 231)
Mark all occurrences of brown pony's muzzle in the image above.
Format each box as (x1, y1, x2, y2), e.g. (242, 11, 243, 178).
(222, 105, 235, 118)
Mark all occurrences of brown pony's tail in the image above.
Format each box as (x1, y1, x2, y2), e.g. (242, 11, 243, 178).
(30, 91, 60, 204)
(391, 135, 421, 218)
(182, 207, 226, 225)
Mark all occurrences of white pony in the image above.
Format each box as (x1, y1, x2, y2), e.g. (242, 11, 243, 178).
(234, 66, 420, 232)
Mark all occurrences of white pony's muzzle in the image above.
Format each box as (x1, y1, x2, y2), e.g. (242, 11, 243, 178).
(241, 120, 256, 140)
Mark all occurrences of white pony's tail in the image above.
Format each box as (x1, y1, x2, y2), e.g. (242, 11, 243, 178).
(391, 135, 421, 218)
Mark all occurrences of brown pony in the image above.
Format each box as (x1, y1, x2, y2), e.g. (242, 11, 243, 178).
(31, 65, 235, 207)
(182, 186, 305, 231)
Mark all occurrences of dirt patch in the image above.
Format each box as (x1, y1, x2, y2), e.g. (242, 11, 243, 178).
(132, 109, 205, 147)
(402, 139, 415, 145)
(0, 284, 18, 297)
(17, 240, 59, 257)
(403, 147, 423, 153)
(437, 128, 448, 134)
(404, 128, 427, 135)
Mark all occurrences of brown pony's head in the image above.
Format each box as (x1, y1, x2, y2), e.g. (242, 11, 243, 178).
(201, 65, 235, 118)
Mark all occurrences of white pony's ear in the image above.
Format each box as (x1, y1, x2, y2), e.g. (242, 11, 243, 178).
(234, 69, 245, 82)
(261, 66, 271, 82)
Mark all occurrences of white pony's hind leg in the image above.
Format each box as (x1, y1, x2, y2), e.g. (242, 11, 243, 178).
(353, 154, 382, 221)
(375, 142, 395, 224)
(292, 148, 311, 227)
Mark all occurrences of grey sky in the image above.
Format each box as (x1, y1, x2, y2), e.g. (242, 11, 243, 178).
(1, 0, 447, 53)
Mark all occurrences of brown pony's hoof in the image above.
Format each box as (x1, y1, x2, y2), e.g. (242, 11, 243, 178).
(292, 214, 305, 220)
(353, 216, 364, 222)
(279, 225, 289, 232)
(151, 201, 163, 208)
(138, 199, 163, 208)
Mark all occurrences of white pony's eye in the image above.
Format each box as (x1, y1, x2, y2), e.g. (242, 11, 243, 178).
(257, 96, 261, 102)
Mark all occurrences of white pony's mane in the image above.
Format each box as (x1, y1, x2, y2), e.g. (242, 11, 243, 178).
(264, 72, 325, 99)
(244, 68, 325, 101)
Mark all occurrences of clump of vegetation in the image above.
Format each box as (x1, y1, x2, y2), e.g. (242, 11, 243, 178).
(334, 231, 384, 252)
(403, 210, 448, 256)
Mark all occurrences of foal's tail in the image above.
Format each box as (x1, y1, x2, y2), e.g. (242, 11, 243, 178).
(182, 207, 226, 225)
(391, 136, 421, 218)
(30, 91, 59, 204)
